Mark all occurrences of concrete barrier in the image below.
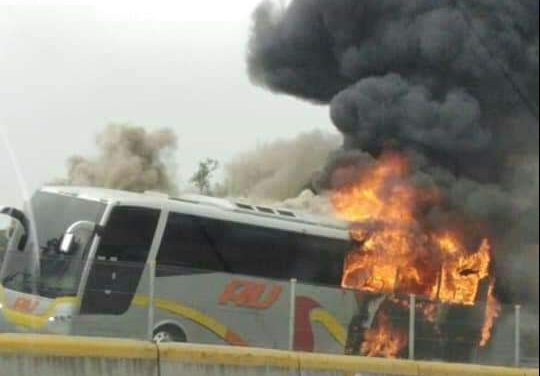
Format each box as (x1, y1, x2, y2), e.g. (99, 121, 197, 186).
(0, 335, 158, 376)
(0, 335, 538, 376)
(158, 343, 539, 376)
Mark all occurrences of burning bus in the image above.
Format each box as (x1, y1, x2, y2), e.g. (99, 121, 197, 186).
(0, 182, 498, 361)
(332, 150, 501, 361)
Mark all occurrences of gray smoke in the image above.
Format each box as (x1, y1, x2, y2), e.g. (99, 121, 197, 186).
(248, 0, 539, 307)
(58, 124, 178, 194)
(222, 130, 340, 200)
(480, 307, 539, 366)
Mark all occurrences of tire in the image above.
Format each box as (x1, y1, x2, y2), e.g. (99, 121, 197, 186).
(152, 324, 187, 343)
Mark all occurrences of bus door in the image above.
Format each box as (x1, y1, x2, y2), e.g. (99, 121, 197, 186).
(79, 206, 160, 316)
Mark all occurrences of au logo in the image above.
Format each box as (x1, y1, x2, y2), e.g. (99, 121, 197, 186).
(219, 279, 283, 310)
(13, 297, 39, 313)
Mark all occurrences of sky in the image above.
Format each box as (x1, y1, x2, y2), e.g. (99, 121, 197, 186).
(0, 0, 332, 207)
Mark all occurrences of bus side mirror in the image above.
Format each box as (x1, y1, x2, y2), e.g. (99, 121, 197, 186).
(0, 206, 29, 251)
(60, 221, 98, 254)
(59, 234, 76, 254)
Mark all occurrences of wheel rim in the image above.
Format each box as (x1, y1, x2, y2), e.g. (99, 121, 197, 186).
(153, 331, 173, 343)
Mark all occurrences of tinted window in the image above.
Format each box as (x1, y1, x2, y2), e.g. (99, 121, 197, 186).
(292, 234, 349, 286)
(211, 219, 350, 285)
(157, 213, 351, 287)
(206, 219, 296, 280)
(156, 214, 226, 273)
(98, 206, 160, 263)
(81, 206, 160, 315)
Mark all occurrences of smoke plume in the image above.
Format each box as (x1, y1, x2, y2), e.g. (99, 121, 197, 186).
(248, 0, 539, 307)
(58, 124, 178, 194)
(222, 130, 340, 200)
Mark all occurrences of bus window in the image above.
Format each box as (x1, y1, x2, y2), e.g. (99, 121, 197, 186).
(155, 213, 351, 287)
(205, 218, 350, 286)
(156, 213, 226, 275)
(80, 206, 160, 315)
(292, 235, 350, 287)
(204, 218, 298, 280)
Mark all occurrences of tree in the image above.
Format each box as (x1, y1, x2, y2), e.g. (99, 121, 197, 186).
(190, 158, 219, 195)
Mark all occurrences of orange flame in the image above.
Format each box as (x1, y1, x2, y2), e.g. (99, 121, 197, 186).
(481, 281, 502, 347)
(437, 237, 492, 305)
(361, 313, 408, 358)
(331, 150, 499, 355)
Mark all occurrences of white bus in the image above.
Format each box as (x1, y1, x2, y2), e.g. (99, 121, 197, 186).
(0, 186, 365, 353)
(0, 186, 489, 360)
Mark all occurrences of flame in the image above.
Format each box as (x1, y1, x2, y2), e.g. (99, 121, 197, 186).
(332, 150, 499, 355)
(437, 237, 492, 305)
(480, 281, 502, 347)
(361, 313, 408, 358)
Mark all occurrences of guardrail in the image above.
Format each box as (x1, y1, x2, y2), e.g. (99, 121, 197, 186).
(0, 334, 158, 376)
(0, 334, 538, 376)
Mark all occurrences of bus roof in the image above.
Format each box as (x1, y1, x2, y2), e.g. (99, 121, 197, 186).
(40, 186, 352, 240)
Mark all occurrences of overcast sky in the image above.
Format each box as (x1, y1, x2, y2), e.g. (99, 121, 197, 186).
(0, 0, 333, 206)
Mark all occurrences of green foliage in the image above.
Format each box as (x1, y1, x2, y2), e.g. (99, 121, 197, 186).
(190, 158, 219, 195)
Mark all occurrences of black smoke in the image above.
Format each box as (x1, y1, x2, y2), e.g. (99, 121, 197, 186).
(248, 0, 539, 307)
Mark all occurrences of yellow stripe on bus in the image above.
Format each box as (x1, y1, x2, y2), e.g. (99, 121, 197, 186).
(0, 285, 78, 329)
(0, 287, 244, 346)
(133, 295, 246, 345)
(310, 308, 347, 346)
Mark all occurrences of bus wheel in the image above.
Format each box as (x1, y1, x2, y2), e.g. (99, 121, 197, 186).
(153, 325, 187, 343)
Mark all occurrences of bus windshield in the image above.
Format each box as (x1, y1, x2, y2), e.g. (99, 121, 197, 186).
(0, 191, 106, 298)
(0, 218, 11, 267)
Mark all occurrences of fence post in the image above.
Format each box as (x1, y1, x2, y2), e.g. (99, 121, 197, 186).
(409, 294, 416, 360)
(288, 278, 297, 351)
(147, 260, 156, 341)
(515, 305, 521, 367)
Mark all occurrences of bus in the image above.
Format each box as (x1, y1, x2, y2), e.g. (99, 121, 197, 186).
(0, 186, 366, 353)
(0, 186, 489, 360)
